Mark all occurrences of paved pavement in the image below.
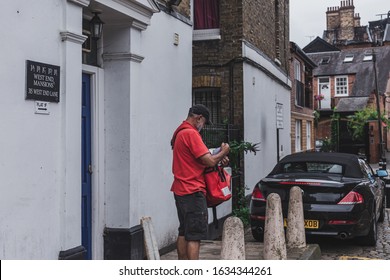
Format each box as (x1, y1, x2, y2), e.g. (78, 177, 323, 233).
(161, 209, 390, 260)
(160, 231, 320, 260)
(161, 152, 390, 260)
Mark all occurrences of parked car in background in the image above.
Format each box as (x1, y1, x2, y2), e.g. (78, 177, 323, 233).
(250, 152, 387, 245)
(315, 139, 323, 152)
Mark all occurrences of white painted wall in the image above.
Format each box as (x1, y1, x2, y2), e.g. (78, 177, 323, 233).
(0, 0, 193, 259)
(0, 0, 83, 259)
(128, 11, 193, 248)
(242, 42, 292, 195)
(0, 0, 291, 259)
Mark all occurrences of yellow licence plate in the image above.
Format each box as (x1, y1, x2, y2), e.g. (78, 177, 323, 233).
(284, 219, 319, 229)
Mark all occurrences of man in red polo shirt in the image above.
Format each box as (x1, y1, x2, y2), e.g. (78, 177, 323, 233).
(170, 104, 230, 260)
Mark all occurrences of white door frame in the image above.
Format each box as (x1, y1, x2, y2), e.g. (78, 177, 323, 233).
(82, 64, 105, 259)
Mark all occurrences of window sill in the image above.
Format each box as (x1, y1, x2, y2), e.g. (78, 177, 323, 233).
(193, 28, 221, 41)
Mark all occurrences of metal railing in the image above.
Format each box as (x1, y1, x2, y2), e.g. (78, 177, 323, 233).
(201, 124, 241, 148)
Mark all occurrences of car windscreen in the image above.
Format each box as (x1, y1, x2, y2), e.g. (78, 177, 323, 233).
(281, 162, 344, 174)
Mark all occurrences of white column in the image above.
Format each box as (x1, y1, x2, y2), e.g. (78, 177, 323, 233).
(59, 0, 87, 251)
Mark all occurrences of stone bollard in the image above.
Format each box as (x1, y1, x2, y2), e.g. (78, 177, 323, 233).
(220, 216, 245, 259)
(286, 186, 306, 249)
(141, 216, 160, 260)
(263, 193, 287, 260)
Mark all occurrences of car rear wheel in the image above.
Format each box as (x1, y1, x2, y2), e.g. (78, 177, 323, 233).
(251, 228, 264, 242)
(356, 211, 377, 246)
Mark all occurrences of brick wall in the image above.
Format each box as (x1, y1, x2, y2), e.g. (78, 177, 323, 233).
(242, 0, 289, 71)
(339, 4, 355, 41)
(193, 0, 290, 127)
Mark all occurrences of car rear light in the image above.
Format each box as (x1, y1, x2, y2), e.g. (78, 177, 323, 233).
(328, 220, 358, 225)
(250, 215, 266, 221)
(338, 191, 364, 204)
(252, 186, 266, 201)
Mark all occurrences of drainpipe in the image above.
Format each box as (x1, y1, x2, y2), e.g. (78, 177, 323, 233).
(373, 50, 386, 169)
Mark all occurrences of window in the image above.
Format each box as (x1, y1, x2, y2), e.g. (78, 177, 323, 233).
(281, 162, 343, 174)
(82, 18, 98, 66)
(294, 60, 304, 107)
(192, 88, 221, 124)
(343, 54, 354, 63)
(320, 57, 330, 65)
(295, 80, 304, 107)
(194, 0, 219, 30)
(306, 121, 311, 150)
(295, 120, 302, 152)
(335, 76, 348, 96)
(363, 53, 373, 61)
(294, 60, 301, 81)
(319, 77, 329, 84)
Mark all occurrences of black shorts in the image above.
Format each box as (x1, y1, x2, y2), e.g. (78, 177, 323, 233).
(174, 192, 208, 241)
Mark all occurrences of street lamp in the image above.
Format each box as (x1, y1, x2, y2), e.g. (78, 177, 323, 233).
(90, 12, 104, 40)
(372, 50, 386, 169)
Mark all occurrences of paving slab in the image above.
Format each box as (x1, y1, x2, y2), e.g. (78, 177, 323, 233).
(160, 229, 321, 260)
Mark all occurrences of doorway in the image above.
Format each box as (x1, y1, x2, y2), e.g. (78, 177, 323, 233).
(82, 73, 92, 259)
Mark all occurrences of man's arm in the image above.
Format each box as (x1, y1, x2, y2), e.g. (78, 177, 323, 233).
(199, 143, 230, 167)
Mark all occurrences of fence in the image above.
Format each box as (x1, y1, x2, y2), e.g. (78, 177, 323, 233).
(200, 124, 241, 148)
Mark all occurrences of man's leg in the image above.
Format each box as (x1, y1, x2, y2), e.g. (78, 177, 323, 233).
(176, 235, 188, 260)
(187, 240, 200, 260)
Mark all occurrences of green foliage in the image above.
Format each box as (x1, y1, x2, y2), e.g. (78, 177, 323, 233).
(232, 206, 250, 227)
(232, 180, 250, 227)
(228, 140, 260, 227)
(321, 137, 333, 152)
(347, 107, 389, 141)
(229, 140, 260, 174)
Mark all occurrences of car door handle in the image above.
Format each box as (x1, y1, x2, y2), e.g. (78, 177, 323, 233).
(88, 164, 93, 174)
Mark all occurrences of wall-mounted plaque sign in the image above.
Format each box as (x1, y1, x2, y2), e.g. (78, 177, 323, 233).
(26, 60, 60, 102)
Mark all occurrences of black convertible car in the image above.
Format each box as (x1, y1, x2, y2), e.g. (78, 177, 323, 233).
(250, 152, 387, 245)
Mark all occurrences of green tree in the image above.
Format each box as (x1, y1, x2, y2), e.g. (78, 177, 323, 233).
(347, 107, 389, 141)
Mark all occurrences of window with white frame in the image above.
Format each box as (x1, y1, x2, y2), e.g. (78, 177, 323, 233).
(306, 121, 311, 150)
(193, 0, 221, 41)
(343, 54, 354, 63)
(294, 59, 301, 81)
(295, 120, 302, 152)
(335, 76, 348, 96)
(363, 53, 373, 61)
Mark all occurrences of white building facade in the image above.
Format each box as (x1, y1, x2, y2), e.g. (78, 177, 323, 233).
(0, 0, 193, 259)
(242, 41, 292, 196)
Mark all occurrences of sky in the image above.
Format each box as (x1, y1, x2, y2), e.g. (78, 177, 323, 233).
(290, 0, 389, 48)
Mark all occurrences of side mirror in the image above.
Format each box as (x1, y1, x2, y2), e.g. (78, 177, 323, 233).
(376, 169, 388, 178)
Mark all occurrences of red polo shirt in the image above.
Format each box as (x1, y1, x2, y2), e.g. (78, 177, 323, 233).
(171, 121, 210, 196)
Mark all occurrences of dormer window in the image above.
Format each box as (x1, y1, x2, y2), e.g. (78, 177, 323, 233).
(343, 54, 354, 63)
(320, 57, 330, 65)
(363, 53, 373, 61)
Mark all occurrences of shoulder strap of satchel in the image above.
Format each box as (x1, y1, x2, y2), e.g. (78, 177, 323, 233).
(170, 127, 189, 149)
